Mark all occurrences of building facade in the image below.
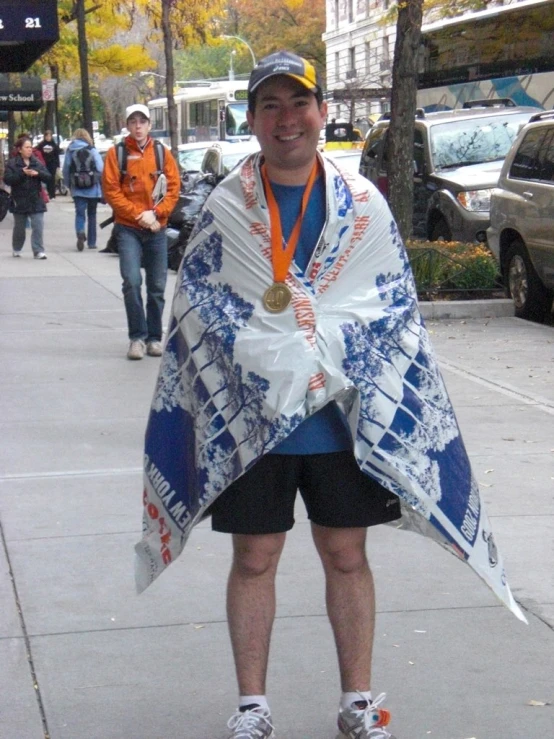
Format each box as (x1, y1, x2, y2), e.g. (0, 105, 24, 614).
(323, 0, 396, 126)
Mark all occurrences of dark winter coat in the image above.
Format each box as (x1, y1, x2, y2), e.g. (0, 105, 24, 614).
(36, 138, 61, 171)
(4, 154, 51, 214)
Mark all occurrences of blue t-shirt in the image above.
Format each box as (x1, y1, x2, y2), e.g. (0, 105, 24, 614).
(268, 175, 352, 455)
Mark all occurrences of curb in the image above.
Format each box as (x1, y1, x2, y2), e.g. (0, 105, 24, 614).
(419, 298, 513, 321)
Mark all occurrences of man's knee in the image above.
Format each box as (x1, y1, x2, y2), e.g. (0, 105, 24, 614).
(231, 533, 286, 578)
(313, 526, 369, 574)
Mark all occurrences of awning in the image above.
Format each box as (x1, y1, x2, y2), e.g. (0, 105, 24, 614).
(0, 0, 59, 72)
(0, 74, 43, 111)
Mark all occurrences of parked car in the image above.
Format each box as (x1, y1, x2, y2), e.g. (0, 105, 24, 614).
(325, 148, 362, 176)
(358, 99, 540, 243)
(200, 139, 260, 178)
(177, 141, 212, 171)
(487, 109, 554, 321)
(177, 141, 214, 192)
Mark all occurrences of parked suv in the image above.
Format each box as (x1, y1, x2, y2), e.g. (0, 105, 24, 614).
(487, 110, 554, 321)
(200, 139, 260, 178)
(358, 100, 540, 243)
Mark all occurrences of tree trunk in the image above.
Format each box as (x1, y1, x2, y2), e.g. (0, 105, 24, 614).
(161, 0, 179, 158)
(387, 0, 424, 242)
(76, 0, 93, 137)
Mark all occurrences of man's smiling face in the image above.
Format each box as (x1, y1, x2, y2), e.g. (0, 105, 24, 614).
(247, 75, 327, 185)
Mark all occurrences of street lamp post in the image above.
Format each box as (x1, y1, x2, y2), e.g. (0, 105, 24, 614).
(229, 49, 236, 81)
(222, 35, 257, 69)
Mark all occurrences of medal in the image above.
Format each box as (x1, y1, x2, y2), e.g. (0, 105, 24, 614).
(261, 160, 320, 313)
(263, 282, 292, 313)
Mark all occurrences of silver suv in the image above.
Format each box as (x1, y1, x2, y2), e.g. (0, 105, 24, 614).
(487, 110, 554, 322)
(359, 100, 540, 243)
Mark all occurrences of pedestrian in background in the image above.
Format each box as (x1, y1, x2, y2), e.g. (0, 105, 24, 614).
(4, 135, 50, 259)
(63, 128, 103, 251)
(102, 104, 180, 360)
(36, 130, 61, 199)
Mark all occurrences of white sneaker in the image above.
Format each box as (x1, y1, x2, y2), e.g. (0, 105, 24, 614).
(127, 340, 145, 360)
(12, 251, 21, 257)
(337, 693, 395, 738)
(34, 252, 47, 260)
(227, 706, 275, 738)
(146, 341, 163, 357)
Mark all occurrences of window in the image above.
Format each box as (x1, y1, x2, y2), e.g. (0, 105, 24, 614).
(537, 130, 554, 182)
(429, 114, 528, 170)
(509, 129, 546, 180)
(414, 129, 425, 175)
(150, 106, 165, 131)
(348, 47, 356, 77)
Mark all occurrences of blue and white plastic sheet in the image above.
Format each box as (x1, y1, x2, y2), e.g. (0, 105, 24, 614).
(135, 153, 526, 623)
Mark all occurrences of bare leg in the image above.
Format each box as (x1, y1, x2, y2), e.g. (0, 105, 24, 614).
(227, 532, 287, 694)
(312, 524, 375, 691)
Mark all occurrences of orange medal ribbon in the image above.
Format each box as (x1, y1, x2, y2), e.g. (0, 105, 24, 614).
(261, 159, 319, 312)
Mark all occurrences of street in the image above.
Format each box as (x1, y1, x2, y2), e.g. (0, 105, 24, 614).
(0, 197, 552, 738)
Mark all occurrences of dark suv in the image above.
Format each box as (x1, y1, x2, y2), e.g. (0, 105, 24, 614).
(487, 110, 554, 321)
(358, 100, 540, 243)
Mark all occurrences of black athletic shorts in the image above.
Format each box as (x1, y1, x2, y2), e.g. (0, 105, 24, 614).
(208, 450, 401, 535)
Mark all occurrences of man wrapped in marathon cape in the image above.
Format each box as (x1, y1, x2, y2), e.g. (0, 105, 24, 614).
(135, 152, 525, 623)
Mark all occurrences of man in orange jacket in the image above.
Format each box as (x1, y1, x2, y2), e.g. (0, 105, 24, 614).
(102, 104, 180, 360)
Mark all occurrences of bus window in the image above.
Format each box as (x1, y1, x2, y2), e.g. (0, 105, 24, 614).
(226, 102, 250, 137)
(151, 106, 165, 133)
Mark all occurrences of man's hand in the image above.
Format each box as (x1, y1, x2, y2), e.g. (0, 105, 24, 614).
(149, 219, 161, 233)
(135, 210, 157, 228)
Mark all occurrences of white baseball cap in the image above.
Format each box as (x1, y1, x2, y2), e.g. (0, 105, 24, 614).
(125, 104, 150, 121)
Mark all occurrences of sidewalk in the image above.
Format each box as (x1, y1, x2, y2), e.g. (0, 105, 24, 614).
(0, 198, 552, 739)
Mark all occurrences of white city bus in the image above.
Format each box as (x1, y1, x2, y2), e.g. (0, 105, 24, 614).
(147, 80, 251, 146)
(417, 0, 554, 111)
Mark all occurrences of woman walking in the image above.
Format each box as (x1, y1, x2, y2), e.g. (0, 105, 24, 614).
(4, 135, 51, 259)
(63, 128, 103, 250)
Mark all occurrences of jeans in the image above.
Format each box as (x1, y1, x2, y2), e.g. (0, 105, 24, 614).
(13, 212, 44, 254)
(74, 196, 98, 247)
(115, 224, 168, 342)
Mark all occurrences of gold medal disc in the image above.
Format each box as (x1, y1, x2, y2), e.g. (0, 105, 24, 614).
(263, 282, 292, 313)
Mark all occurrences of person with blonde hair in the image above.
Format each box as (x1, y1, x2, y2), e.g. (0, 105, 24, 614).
(63, 127, 103, 250)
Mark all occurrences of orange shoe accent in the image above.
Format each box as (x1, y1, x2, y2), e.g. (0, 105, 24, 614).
(375, 708, 391, 727)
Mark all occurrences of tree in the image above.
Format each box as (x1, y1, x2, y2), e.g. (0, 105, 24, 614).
(226, 0, 326, 70)
(387, 0, 424, 241)
(145, 0, 225, 158)
(36, 0, 155, 136)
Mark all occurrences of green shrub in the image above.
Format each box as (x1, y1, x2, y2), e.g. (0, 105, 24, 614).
(406, 240, 501, 296)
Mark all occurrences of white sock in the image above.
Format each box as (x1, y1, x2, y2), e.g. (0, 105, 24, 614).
(341, 690, 373, 709)
(239, 695, 269, 712)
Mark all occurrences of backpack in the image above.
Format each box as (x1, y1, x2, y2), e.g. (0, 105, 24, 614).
(70, 146, 97, 189)
(115, 139, 165, 184)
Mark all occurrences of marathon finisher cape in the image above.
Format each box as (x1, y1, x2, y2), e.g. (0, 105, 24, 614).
(135, 153, 526, 623)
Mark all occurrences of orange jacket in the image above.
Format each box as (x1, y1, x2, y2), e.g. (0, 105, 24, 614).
(102, 135, 180, 229)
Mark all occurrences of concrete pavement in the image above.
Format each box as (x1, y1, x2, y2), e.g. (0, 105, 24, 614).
(0, 197, 552, 738)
